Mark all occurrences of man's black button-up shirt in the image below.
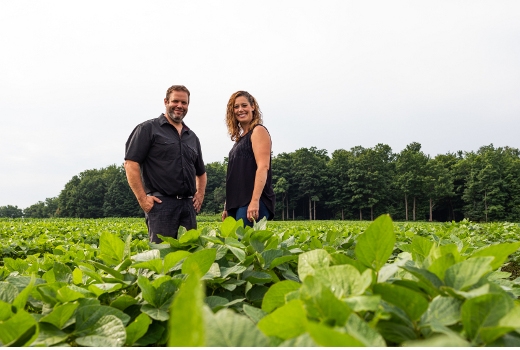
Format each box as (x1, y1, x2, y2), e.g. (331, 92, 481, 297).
(125, 114, 206, 197)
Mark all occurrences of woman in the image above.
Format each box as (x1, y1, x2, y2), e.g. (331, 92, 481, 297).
(222, 91, 275, 227)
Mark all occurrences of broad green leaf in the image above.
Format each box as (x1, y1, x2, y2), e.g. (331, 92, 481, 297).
(3, 324, 37, 347)
(250, 238, 265, 253)
(330, 253, 368, 273)
(40, 302, 79, 329)
(400, 265, 443, 297)
(90, 261, 124, 281)
(243, 304, 268, 324)
(133, 322, 165, 347)
(138, 275, 156, 307)
(0, 281, 19, 304)
(443, 283, 491, 300)
(155, 279, 178, 308)
(420, 296, 462, 326)
(411, 235, 434, 257)
(75, 305, 131, 335)
(270, 255, 298, 269)
(262, 280, 301, 313)
(32, 323, 68, 347)
(227, 245, 246, 262)
(470, 242, 520, 270)
(88, 283, 122, 297)
(402, 333, 470, 347)
(377, 321, 416, 344)
(110, 295, 137, 311)
(344, 295, 381, 312)
(56, 286, 86, 303)
(78, 265, 104, 284)
(179, 229, 200, 243)
(99, 231, 125, 265)
(164, 251, 192, 272)
(373, 283, 429, 321)
(220, 264, 247, 278)
(73, 268, 83, 284)
(314, 264, 372, 298)
(0, 300, 13, 321)
(221, 216, 237, 237)
(141, 304, 170, 321)
(480, 326, 517, 344)
(123, 233, 132, 260)
(257, 299, 307, 340)
(355, 214, 395, 271)
(205, 296, 229, 310)
(279, 333, 318, 347)
(125, 312, 151, 346)
(427, 253, 457, 280)
(132, 259, 163, 274)
(75, 315, 126, 347)
(298, 249, 331, 282)
(168, 268, 205, 346)
(461, 293, 514, 341)
(132, 249, 161, 262)
(12, 274, 35, 311)
(202, 262, 221, 279)
(444, 257, 494, 291)
(299, 275, 352, 326)
(260, 249, 283, 269)
(53, 262, 73, 284)
(204, 307, 269, 346)
(243, 270, 272, 284)
(307, 321, 365, 347)
(253, 216, 268, 231)
(345, 313, 386, 347)
(499, 306, 520, 328)
(181, 248, 217, 276)
(0, 310, 37, 345)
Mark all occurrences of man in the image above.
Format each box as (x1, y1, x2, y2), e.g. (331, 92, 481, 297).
(124, 85, 207, 243)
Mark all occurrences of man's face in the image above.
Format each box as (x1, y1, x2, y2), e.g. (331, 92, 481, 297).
(164, 91, 189, 124)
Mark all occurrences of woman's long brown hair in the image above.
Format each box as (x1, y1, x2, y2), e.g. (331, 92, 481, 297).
(225, 91, 263, 142)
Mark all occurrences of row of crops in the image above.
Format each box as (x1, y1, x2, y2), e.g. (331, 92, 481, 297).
(1, 216, 520, 346)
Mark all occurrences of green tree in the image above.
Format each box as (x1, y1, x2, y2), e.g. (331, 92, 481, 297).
(200, 161, 227, 214)
(327, 149, 353, 220)
(292, 147, 329, 220)
(103, 167, 143, 217)
(272, 152, 295, 220)
(0, 205, 23, 218)
(423, 157, 454, 221)
(395, 142, 429, 221)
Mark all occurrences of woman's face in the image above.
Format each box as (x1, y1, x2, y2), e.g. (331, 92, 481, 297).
(234, 96, 254, 125)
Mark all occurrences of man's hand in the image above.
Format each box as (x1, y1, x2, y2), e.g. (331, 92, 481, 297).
(193, 192, 204, 213)
(222, 210, 228, 221)
(139, 196, 162, 213)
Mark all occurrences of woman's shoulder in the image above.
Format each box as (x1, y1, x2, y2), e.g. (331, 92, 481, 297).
(252, 124, 270, 135)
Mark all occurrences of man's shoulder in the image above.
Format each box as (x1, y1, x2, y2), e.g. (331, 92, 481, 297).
(137, 115, 163, 128)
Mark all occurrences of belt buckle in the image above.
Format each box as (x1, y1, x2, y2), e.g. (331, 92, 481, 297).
(176, 195, 183, 200)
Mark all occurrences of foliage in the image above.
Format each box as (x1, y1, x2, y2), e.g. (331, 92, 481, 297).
(1, 216, 520, 346)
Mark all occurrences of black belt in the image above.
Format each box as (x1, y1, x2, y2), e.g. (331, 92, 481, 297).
(147, 191, 193, 199)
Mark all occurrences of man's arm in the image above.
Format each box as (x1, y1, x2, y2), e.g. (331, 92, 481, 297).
(124, 160, 161, 213)
(193, 172, 207, 213)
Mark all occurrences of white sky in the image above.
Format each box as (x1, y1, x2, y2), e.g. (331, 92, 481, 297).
(1, 0, 519, 208)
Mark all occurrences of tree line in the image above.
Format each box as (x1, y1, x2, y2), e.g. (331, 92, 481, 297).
(2, 142, 520, 222)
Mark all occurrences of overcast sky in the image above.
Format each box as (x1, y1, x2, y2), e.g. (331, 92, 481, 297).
(1, 1, 519, 208)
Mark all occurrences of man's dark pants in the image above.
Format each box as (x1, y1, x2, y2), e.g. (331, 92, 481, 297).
(144, 196, 197, 243)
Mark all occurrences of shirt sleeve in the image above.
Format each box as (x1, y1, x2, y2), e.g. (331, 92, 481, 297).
(125, 123, 152, 164)
(194, 137, 206, 176)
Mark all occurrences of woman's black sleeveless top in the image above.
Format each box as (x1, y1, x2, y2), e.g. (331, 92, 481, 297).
(225, 124, 275, 219)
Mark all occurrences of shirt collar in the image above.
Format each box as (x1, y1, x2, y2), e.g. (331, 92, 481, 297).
(159, 114, 191, 133)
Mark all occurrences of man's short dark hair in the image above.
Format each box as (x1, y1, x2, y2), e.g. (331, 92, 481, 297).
(166, 85, 190, 103)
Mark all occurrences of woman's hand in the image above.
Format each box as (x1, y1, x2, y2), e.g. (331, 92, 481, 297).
(247, 201, 260, 222)
(222, 210, 228, 221)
